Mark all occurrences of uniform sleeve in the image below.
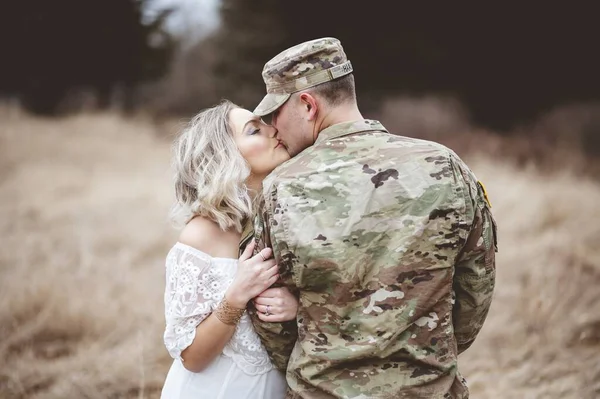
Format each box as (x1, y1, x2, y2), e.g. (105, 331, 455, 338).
(163, 248, 231, 360)
(245, 193, 298, 372)
(451, 157, 498, 354)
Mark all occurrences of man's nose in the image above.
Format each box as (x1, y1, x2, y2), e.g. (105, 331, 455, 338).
(269, 125, 279, 138)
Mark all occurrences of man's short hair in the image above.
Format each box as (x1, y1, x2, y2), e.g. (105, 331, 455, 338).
(308, 74, 356, 107)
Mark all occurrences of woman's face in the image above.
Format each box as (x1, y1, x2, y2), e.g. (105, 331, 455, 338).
(229, 108, 290, 179)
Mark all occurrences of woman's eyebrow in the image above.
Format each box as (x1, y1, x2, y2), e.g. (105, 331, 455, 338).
(242, 117, 260, 131)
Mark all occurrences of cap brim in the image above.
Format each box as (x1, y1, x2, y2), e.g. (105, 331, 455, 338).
(253, 93, 291, 117)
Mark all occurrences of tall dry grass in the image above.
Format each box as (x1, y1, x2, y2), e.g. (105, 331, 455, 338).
(0, 108, 177, 398)
(1, 108, 599, 398)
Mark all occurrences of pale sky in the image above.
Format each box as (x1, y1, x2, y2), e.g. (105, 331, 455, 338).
(143, 0, 220, 41)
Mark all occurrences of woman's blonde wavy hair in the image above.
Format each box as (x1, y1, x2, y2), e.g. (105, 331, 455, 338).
(170, 100, 252, 232)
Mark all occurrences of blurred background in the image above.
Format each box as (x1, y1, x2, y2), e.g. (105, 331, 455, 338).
(1, 1, 599, 398)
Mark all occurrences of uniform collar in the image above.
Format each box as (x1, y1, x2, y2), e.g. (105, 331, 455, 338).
(239, 218, 254, 255)
(314, 119, 388, 145)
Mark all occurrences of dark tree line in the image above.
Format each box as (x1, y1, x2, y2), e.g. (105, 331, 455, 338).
(205, 1, 599, 130)
(0, 0, 173, 114)
(1, 0, 598, 131)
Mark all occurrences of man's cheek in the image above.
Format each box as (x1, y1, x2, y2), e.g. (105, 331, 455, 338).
(278, 129, 291, 145)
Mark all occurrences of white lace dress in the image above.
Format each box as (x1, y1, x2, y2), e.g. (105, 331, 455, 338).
(161, 242, 287, 399)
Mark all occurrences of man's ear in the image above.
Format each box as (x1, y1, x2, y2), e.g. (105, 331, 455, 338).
(299, 93, 318, 121)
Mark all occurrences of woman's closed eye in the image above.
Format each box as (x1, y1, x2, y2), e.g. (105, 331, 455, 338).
(249, 127, 260, 135)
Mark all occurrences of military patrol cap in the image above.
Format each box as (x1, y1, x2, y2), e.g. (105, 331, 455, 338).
(254, 37, 353, 116)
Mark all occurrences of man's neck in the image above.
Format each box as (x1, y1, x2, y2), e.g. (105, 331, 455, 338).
(316, 103, 364, 135)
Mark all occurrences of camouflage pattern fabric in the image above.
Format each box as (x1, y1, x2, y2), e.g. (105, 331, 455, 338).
(241, 212, 299, 372)
(254, 37, 353, 116)
(244, 120, 498, 398)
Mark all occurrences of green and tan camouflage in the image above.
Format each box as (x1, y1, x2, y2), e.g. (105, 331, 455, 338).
(254, 37, 353, 116)
(242, 120, 498, 398)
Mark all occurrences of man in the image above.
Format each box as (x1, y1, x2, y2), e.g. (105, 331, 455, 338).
(243, 37, 497, 398)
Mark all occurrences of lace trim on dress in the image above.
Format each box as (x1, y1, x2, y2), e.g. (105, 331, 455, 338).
(222, 313, 274, 375)
(163, 243, 273, 375)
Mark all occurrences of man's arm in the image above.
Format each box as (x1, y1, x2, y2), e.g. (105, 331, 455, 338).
(452, 161, 498, 354)
(248, 307, 298, 371)
(243, 196, 298, 372)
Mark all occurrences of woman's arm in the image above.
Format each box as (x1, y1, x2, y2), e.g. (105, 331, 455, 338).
(179, 303, 238, 372)
(178, 241, 279, 372)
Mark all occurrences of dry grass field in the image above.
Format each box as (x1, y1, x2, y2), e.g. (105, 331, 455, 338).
(1, 109, 599, 398)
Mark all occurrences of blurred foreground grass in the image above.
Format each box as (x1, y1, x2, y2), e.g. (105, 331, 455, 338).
(0, 109, 599, 398)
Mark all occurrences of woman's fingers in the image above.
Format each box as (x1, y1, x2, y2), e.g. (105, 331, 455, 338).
(255, 303, 281, 320)
(255, 303, 275, 314)
(239, 240, 256, 262)
(254, 287, 297, 322)
(264, 264, 279, 278)
(254, 296, 279, 306)
(257, 312, 281, 322)
(249, 247, 274, 265)
(256, 310, 294, 323)
(258, 247, 272, 260)
(256, 287, 284, 299)
(267, 273, 279, 285)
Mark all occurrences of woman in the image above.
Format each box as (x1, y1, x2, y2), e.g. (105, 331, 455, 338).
(161, 101, 297, 399)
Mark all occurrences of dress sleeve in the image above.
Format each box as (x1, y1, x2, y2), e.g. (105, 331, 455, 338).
(163, 247, 232, 360)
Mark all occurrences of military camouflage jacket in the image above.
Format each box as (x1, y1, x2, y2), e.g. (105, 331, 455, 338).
(243, 120, 497, 399)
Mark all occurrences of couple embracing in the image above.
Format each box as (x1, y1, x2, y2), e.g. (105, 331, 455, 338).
(161, 37, 497, 399)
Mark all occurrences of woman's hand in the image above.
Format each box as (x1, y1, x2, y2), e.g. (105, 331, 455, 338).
(225, 241, 279, 308)
(253, 286, 299, 322)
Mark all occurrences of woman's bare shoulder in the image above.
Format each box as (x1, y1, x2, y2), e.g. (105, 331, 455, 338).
(178, 217, 238, 258)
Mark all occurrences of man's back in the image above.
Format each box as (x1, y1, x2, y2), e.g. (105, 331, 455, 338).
(253, 119, 497, 398)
